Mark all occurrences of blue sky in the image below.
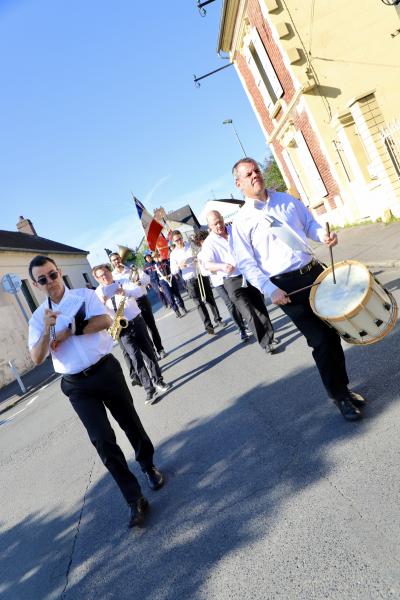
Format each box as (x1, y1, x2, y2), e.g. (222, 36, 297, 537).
(0, 0, 270, 265)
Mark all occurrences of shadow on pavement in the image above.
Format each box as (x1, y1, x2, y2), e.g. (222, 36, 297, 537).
(1, 323, 399, 599)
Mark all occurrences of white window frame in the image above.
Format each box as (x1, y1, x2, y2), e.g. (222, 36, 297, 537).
(244, 27, 283, 113)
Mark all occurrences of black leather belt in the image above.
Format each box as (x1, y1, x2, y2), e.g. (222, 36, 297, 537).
(65, 354, 111, 378)
(273, 259, 318, 281)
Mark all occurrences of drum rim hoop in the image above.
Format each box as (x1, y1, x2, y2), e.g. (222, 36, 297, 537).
(309, 259, 374, 320)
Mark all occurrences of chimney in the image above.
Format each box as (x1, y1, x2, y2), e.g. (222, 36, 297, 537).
(16, 216, 37, 236)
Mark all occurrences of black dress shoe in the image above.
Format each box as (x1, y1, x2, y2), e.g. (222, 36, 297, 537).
(131, 378, 142, 387)
(348, 390, 367, 408)
(333, 394, 362, 421)
(144, 466, 164, 490)
(128, 496, 149, 528)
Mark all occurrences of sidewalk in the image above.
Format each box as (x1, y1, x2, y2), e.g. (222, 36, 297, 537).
(312, 220, 400, 266)
(1, 221, 399, 414)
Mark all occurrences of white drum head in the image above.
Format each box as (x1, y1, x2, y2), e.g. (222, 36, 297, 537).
(313, 262, 370, 319)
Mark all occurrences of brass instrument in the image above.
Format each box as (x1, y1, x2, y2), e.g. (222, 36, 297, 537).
(107, 258, 136, 341)
(118, 244, 141, 284)
(190, 239, 206, 302)
(107, 293, 129, 341)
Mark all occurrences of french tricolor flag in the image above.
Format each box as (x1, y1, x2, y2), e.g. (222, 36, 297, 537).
(133, 195, 163, 251)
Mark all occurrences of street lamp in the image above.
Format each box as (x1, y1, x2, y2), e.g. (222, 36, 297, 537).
(222, 119, 247, 157)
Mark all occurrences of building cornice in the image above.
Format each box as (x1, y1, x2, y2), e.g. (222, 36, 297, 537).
(218, 0, 241, 53)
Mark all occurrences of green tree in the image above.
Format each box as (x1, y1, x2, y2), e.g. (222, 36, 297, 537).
(262, 156, 287, 192)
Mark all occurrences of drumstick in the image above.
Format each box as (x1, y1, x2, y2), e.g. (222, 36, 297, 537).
(287, 282, 320, 296)
(326, 222, 336, 284)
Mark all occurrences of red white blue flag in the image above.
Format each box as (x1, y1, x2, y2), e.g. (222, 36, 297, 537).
(132, 195, 163, 251)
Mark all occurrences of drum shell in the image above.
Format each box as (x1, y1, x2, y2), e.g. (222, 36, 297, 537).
(309, 260, 397, 345)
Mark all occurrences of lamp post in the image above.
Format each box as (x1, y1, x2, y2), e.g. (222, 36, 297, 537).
(222, 119, 247, 157)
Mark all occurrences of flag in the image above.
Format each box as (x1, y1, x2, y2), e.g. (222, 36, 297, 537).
(132, 195, 163, 251)
(156, 232, 169, 260)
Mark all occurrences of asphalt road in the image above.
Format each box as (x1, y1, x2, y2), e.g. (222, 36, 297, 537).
(1, 270, 400, 600)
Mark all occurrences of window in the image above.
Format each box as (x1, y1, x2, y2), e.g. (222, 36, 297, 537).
(294, 132, 328, 201)
(62, 275, 73, 289)
(82, 273, 90, 284)
(245, 28, 283, 112)
(20, 279, 38, 313)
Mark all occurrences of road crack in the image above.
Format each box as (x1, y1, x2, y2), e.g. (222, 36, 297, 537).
(61, 457, 96, 599)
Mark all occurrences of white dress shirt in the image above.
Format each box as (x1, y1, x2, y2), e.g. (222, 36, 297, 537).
(230, 190, 325, 298)
(113, 266, 150, 296)
(201, 229, 242, 287)
(28, 287, 113, 375)
(112, 266, 131, 280)
(170, 243, 196, 281)
(95, 278, 142, 321)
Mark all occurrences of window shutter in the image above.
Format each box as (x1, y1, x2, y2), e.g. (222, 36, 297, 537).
(282, 149, 310, 206)
(251, 29, 283, 103)
(294, 132, 328, 199)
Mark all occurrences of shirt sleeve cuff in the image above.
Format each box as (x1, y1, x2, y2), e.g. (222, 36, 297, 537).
(262, 279, 279, 300)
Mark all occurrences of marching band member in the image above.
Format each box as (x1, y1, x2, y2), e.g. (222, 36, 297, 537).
(169, 229, 223, 335)
(201, 212, 278, 349)
(153, 251, 187, 318)
(93, 264, 171, 406)
(230, 157, 365, 421)
(28, 255, 165, 529)
(110, 252, 167, 359)
(143, 252, 169, 307)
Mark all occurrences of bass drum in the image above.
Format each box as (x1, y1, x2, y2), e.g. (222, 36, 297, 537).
(309, 260, 398, 345)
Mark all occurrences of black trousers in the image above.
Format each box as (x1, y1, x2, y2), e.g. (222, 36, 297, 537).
(215, 284, 246, 332)
(159, 278, 185, 312)
(120, 314, 162, 393)
(61, 354, 154, 505)
(120, 341, 139, 383)
(137, 294, 163, 353)
(186, 276, 221, 330)
(224, 276, 274, 349)
(270, 262, 349, 399)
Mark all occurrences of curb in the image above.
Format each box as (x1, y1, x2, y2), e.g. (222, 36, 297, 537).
(366, 260, 400, 269)
(0, 373, 60, 416)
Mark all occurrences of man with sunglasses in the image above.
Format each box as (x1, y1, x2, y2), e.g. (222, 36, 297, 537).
(169, 230, 223, 335)
(28, 255, 165, 529)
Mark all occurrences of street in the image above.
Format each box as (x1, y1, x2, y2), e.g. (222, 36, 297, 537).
(1, 268, 400, 600)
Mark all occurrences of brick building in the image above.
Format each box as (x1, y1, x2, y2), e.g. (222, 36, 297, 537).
(218, 0, 400, 225)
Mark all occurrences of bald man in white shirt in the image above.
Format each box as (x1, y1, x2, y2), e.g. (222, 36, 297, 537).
(202, 211, 277, 351)
(28, 255, 165, 529)
(230, 157, 366, 422)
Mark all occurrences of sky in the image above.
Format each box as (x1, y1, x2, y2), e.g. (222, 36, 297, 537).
(0, 0, 270, 266)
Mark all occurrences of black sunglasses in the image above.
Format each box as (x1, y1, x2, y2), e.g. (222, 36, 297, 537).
(36, 271, 59, 285)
